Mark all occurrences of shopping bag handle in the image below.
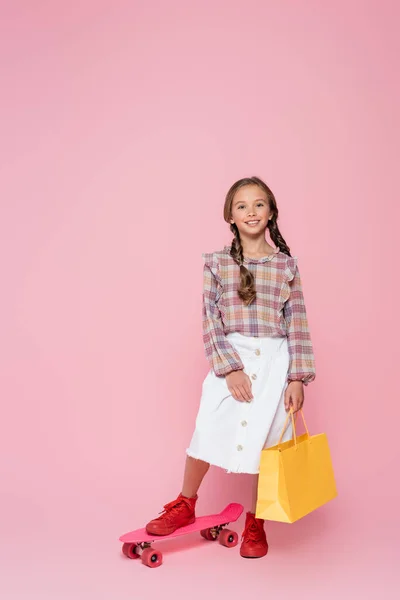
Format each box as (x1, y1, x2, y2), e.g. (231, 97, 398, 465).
(278, 408, 310, 447)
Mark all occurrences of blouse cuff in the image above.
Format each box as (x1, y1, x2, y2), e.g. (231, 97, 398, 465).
(215, 363, 244, 377)
(287, 373, 315, 386)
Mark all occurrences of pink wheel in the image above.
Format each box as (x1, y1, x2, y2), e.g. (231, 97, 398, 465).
(141, 547, 163, 568)
(218, 529, 238, 548)
(200, 528, 217, 541)
(122, 543, 140, 559)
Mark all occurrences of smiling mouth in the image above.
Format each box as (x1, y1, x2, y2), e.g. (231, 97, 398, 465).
(245, 220, 261, 226)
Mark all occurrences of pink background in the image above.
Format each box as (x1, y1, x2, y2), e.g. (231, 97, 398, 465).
(1, 1, 399, 598)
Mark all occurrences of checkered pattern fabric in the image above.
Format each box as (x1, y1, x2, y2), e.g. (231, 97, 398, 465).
(202, 245, 316, 385)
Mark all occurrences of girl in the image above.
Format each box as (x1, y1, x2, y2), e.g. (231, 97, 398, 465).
(145, 176, 316, 559)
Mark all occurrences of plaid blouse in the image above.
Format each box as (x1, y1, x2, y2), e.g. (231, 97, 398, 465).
(202, 245, 316, 385)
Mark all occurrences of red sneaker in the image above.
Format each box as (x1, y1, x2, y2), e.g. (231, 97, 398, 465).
(240, 511, 269, 558)
(145, 493, 198, 536)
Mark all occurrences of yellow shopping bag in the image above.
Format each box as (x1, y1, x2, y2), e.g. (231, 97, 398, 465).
(255, 409, 337, 523)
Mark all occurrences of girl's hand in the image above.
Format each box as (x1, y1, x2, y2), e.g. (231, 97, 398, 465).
(225, 370, 253, 402)
(284, 381, 304, 413)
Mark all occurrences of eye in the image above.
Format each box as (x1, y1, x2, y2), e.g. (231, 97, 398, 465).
(237, 205, 245, 209)
(257, 202, 264, 207)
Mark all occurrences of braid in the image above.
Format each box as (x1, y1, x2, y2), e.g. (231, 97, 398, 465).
(267, 218, 291, 257)
(229, 223, 256, 306)
(230, 223, 244, 264)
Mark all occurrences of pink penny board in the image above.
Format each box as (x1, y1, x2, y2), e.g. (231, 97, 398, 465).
(120, 502, 243, 543)
(120, 503, 244, 567)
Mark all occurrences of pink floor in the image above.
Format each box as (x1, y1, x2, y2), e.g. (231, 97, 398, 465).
(2, 486, 397, 600)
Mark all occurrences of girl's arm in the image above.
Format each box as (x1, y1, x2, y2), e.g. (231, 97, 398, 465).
(202, 262, 244, 377)
(283, 261, 316, 385)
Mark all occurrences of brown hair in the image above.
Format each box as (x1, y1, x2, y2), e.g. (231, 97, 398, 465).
(223, 176, 291, 306)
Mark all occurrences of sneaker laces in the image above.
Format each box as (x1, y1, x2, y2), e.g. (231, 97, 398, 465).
(242, 520, 264, 544)
(157, 497, 192, 523)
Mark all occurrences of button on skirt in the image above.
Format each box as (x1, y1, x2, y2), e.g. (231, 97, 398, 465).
(186, 332, 293, 474)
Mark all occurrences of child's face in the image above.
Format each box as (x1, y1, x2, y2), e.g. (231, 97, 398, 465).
(230, 185, 272, 236)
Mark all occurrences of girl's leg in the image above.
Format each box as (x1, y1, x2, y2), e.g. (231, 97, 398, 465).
(146, 456, 209, 535)
(181, 455, 210, 498)
(250, 473, 259, 513)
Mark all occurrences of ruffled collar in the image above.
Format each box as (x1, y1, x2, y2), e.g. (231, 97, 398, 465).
(224, 245, 280, 264)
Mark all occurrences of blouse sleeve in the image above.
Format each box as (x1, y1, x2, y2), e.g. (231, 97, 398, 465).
(202, 253, 244, 377)
(283, 257, 316, 386)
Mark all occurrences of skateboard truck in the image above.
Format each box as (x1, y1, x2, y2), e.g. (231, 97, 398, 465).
(200, 522, 228, 540)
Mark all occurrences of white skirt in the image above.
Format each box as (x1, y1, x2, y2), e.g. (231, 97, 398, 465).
(186, 332, 293, 474)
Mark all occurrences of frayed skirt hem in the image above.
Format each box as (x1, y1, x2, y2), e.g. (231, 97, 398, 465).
(185, 448, 260, 475)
